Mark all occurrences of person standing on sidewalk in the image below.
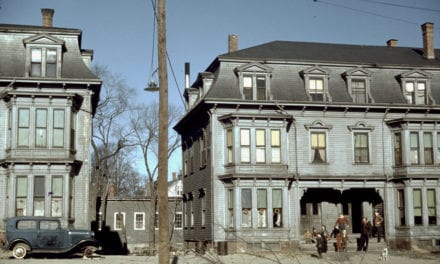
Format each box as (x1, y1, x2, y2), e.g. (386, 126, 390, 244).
(358, 217, 372, 251)
(373, 210, 384, 242)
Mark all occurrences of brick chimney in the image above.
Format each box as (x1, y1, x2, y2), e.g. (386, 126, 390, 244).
(421, 22, 435, 59)
(386, 39, 398, 47)
(228, 34, 238, 53)
(41, 8, 54, 27)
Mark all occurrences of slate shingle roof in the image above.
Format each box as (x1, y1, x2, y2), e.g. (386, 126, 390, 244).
(219, 41, 440, 67)
(0, 24, 99, 81)
(201, 41, 440, 105)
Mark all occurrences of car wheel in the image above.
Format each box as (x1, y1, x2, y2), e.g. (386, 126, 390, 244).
(12, 243, 29, 259)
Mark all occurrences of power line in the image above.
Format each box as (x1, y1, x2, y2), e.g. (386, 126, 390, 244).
(315, 0, 439, 29)
(149, 0, 185, 107)
(359, 0, 440, 13)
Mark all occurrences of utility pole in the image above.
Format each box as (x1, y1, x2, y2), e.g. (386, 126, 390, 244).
(156, 0, 170, 263)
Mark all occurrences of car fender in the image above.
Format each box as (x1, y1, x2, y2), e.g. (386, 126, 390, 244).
(7, 239, 31, 251)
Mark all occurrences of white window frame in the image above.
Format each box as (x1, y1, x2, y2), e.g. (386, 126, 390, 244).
(114, 212, 126, 231)
(235, 62, 273, 101)
(399, 70, 433, 105)
(348, 122, 374, 164)
(134, 212, 145, 230)
(344, 68, 373, 104)
(305, 121, 333, 164)
(301, 66, 331, 102)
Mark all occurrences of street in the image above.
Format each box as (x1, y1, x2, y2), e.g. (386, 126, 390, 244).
(0, 249, 439, 264)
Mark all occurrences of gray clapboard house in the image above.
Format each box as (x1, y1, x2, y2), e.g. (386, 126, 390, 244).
(0, 9, 101, 230)
(174, 23, 440, 253)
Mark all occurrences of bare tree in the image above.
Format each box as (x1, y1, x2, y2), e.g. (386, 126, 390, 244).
(90, 65, 136, 230)
(129, 101, 181, 254)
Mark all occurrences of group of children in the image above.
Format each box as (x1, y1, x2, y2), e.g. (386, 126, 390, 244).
(304, 212, 384, 258)
(304, 214, 351, 258)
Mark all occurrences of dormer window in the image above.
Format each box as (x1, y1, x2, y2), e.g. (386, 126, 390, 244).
(235, 62, 273, 101)
(343, 67, 373, 104)
(301, 66, 331, 102)
(23, 34, 64, 78)
(405, 81, 426, 105)
(399, 70, 433, 105)
(31, 48, 58, 77)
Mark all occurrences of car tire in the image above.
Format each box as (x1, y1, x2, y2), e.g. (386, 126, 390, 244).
(12, 243, 29, 259)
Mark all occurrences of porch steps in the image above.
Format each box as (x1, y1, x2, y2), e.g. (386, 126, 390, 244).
(299, 234, 388, 254)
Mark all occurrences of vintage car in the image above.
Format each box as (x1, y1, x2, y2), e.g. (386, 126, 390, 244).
(3, 216, 100, 259)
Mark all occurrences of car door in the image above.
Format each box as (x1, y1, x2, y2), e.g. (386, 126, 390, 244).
(36, 220, 63, 249)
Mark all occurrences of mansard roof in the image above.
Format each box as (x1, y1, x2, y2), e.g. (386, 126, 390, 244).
(0, 23, 99, 82)
(218, 41, 440, 67)
(195, 40, 440, 106)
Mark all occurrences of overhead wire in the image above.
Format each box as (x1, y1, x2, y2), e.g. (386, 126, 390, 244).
(358, 0, 440, 13)
(314, 0, 440, 32)
(149, 0, 185, 107)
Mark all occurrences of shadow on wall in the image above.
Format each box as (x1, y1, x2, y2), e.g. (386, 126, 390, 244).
(91, 221, 129, 255)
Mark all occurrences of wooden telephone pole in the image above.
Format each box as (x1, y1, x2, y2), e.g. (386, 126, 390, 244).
(157, 0, 170, 263)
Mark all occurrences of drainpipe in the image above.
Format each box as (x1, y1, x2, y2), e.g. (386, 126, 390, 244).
(382, 108, 390, 243)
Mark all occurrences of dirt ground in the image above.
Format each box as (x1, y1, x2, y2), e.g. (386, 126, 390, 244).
(1, 248, 440, 264)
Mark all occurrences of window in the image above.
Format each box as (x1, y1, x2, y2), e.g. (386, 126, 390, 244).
(243, 75, 253, 100)
(227, 189, 234, 228)
(424, 132, 433, 164)
(114, 212, 125, 230)
(134, 212, 145, 230)
(31, 48, 42, 77)
(201, 195, 206, 227)
(427, 189, 437, 225)
(17, 220, 37, 230)
(354, 132, 369, 163)
(242, 75, 267, 100)
(18, 108, 30, 147)
(272, 189, 282, 227)
(199, 131, 208, 167)
(35, 109, 47, 147)
(51, 176, 63, 217)
(394, 133, 402, 166)
(226, 129, 233, 164)
(174, 212, 183, 229)
(410, 132, 419, 164)
(256, 129, 266, 163)
(256, 76, 266, 100)
(190, 200, 194, 228)
(34, 176, 45, 216)
(351, 79, 367, 103)
(53, 109, 65, 147)
(397, 189, 406, 226)
(271, 130, 281, 163)
(438, 133, 440, 163)
(257, 189, 267, 228)
(189, 147, 194, 174)
(16, 177, 27, 216)
(311, 132, 326, 163)
(405, 81, 426, 105)
(241, 189, 252, 228)
(30, 48, 58, 77)
(40, 220, 59, 230)
(344, 68, 373, 103)
(413, 189, 422, 225)
(240, 129, 251, 163)
(309, 78, 324, 101)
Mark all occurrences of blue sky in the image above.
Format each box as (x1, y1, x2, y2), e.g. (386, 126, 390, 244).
(1, 0, 439, 177)
(1, 0, 439, 105)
